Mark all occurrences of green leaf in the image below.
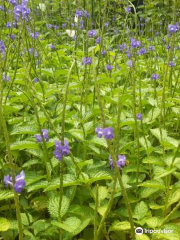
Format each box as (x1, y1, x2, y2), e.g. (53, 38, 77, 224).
(11, 140, 39, 150)
(150, 128, 167, 142)
(48, 196, 70, 219)
(146, 217, 162, 228)
(52, 217, 90, 236)
(0, 190, 14, 201)
(10, 126, 38, 135)
(92, 186, 108, 203)
(139, 179, 165, 189)
(109, 221, 131, 231)
(167, 189, 180, 207)
(133, 201, 148, 220)
(69, 129, 84, 141)
(0, 218, 11, 231)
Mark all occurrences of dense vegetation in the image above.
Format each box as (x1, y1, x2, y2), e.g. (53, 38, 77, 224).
(0, 0, 180, 239)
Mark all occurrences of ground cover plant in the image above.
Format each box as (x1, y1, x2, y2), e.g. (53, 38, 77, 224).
(0, 0, 180, 239)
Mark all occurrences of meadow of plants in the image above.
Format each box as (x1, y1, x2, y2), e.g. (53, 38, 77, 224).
(0, 0, 180, 239)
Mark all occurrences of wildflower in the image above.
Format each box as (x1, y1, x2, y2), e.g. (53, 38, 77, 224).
(109, 155, 126, 169)
(96, 37, 101, 44)
(130, 38, 141, 48)
(33, 77, 38, 83)
(3, 73, 10, 82)
(95, 127, 104, 138)
(4, 171, 26, 193)
(106, 65, 113, 71)
(136, 113, 142, 120)
(84, 10, 90, 18)
(35, 129, 49, 142)
(127, 60, 132, 67)
(54, 140, 70, 161)
(82, 57, 92, 65)
(88, 30, 96, 38)
(125, 7, 131, 13)
(105, 22, 109, 28)
(148, 45, 155, 51)
(50, 45, 55, 50)
(101, 50, 107, 56)
(168, 24, 179, 34)
(137, 47, 147, 55)
(75, 10, 83, 18)
(30, 32, 40, 39)
(169, 61, 175, 67)
(104, 127, 114, 140)
(151, 74, 159, 80)
(9, 0, 17, 6)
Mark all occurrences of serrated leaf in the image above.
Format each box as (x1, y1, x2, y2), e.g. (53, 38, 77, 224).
(109, 221, 131, 231)
(92, 186, 108, 203)
(69, 129, 84, 141)
(167, 189, 180, 207)
(0, 218, 11, 231)
(48, 196, 70, 219)
(139, 187, 159, 199)
(10, 126, 38, 135)
(150, 128, 167, 142)
(146, 217, 162, 228)
(139, 179, 165, 189)
(11, 140, 39, 150)
(133, 201, 148, 220)
(0, 190, 14, 201)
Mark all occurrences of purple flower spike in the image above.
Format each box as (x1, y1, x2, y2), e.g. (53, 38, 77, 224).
(88, 30, 96, 38)
(3, 175, 13, 188)
(168, 24, 179, 34)
(95, 127, 104, 138)
(15, 170, 25, 182)
(35, 129, 49, 142)
(96, 37, 101, 44)
(54, 140, 70, 160)
(53, 149, 62, 161)
(106, 65, 113, 71)
(14, 179, 26, 193)
(125, 7, 131, 13)
(104, 127, 114, 140)
(82, 57, 92, 65)
(109, 155, 126, 169)
(151, 74, 159, 80)
(169, 61, 175, 67)
(136, 113, 142, 120)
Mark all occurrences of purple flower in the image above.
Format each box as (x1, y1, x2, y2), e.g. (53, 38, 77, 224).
(35, 129, 49, 142)
(109, 155, 126, 169)
(84, 10, 90, 18)
(148, 45, 155, 51)
(46, 24, 53, 29)
(4, 171, 26, 193)
(33, 77, 38, 83)
(127, 60, 132, 67)
(168, 24, 179, 34)
(50, 44, 55, 50)
(125, 7, 131, 13)
(3, 73, 10, 82)
(75, 10, 83, 17)
(82, 57, 92, 65)
(14, 180, 26, 193)
(136, 113, 142, 120)
(96, 37, 101, 44)
(105, 22, 109, 28)
(95, 127, 104, 138)
(54, 140, 70, 161)
(88, 30, 96, 38)
(9, 0, 17, 6)
(30, 32, 40, 39)
(169, 61, 175, 67)
(137, 47, 147, 55)
(6, 22, 12, 28)
(151, 74, 159, 80)
(104, 127, 114, 140)
(101, 50, 107, 56)
(130, 38, 141, 48)
(106, 65, 113, 71)
(3, 175, 13, 188)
